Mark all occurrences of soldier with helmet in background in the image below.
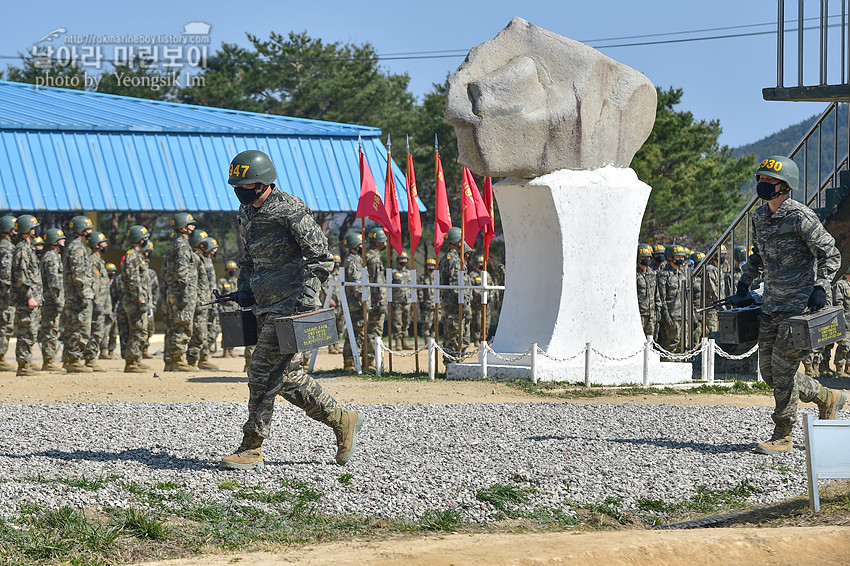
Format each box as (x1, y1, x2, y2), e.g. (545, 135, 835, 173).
(217, 260, 239, 358)
(656, 244, 689, 353)
(10, 215, 42, 376)
(83, 231, 111, 371)
(651, 244, 666, 271)
(39, 228, 65, 372)
(62, 215, 95, 373)
(33, 236, 44, 258)
(122, 225, 152, 373)
(142, 240, 159, 360)
(342, 232, 364, 371)
(203, 238, 220, 357)
(689, 251, 706, 344)
(391, 251, 413, 350)
(636, 244, 659, 338)
(186, 229, 214, 370)
(102, 262, 119, 359)
(221, 149, 362, 470)
(418, 258, 437, 339)
(440, 227, 472, 363)
(0, 215, 17, 371)
(365, 227, 388, 367)
(324, 254, 344, 355)
(162, 212, 198, 372)
(467, 254, 486, 346)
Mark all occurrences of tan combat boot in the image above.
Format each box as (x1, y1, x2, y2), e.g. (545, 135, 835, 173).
(98, 351, 111, 360)
(172, 355, 196, 372)
(220, 433, 264, 470)
(64, 359, 93, 373)
(819, 359, 833, 375)
(754, 426, 793, 455)
(163, 358, 174, 372)
(402, 337, 413, 350)
(124, 358, 147, 373)
(815, 386, 848, 420)
(328, 408, 364, 466)
(16, 361, 37, 377)
(198, 354, 218, 371)
(0, 358, 15, 372)
(802, 363, 818, 377)
(85, 358, 107, 372)
(142, 348, 153, 360)
(343, 358, 355, 371)
(835, 363, 847, 378)
(41, 358, 61, 372)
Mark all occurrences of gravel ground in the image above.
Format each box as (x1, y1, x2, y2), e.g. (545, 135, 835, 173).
(0, 402, 826, 523)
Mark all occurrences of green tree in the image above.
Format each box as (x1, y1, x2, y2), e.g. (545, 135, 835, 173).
(633, 87, 756, 247)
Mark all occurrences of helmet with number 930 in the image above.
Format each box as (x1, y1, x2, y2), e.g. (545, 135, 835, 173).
(755, 155, 799, 190)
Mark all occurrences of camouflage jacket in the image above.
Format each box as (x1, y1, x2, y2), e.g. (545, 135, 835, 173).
(656, 264, 687, 323)
(343, 253, 364, 307)
(162, 235, 197, 307)
(703, 263, 726, 304)
(391, 267, 412, 303)
(740, 198, 840, 315)
(636, 265, 660, 318)
(365, 248, 386, 309)
(40, 247, 64, 308)
(204, 256, 215, 304)
(834, 278, 850, 319)
(418, 270, 436, 306)
(0, 237, 13, 306)
(122, 248, 150, 308)
(111, 273, 124, 313)
(91, 252, 112, 314)
(439, 248, 471, 307)
(147, 266, 159, 311)
(194, 250, 210, 302)
(217, 275, 238, 312)
(11, 240, 42, 305)
(236, 188, 333, 316)
(467, 266, 485, 307)
(63, 235, 94, 302)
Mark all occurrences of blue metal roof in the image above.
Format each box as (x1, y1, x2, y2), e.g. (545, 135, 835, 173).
(0, 80, 421, 213)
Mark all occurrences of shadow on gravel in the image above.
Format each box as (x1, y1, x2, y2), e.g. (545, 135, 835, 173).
(527, 435, 752, 454)
(188, 376, 248, 383)
(25, 448, 218, 470)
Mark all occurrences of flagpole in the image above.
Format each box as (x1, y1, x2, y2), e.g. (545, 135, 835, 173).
(458, 170, 466, 362)
(358, 137, 369, 371)
(386, 134, 393, 373)
(407, 134, 420, 373)
(434, 135, 441, 375)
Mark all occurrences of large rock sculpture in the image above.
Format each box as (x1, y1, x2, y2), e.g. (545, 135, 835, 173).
(446, 17, 657, 178)
(445, 18, 691, 385)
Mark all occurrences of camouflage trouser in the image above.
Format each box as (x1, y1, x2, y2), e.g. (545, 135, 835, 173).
(0, 304, 15, 358)
(334, 303, 346, 342)
(758, 311, 823, 429)
(207, 308, 220, 353)
(164, 299, 195, 360)
(342, 305, 364, 362)
(658, 314, 682, 353)
(116, 304, 129, 359)
(62, 297, 93, 363)
(441, 302, 471, 357)
(391, 302, 411, 338)
(187, 304, 209, 362)
(834, 337, 850, 365)
(101, 313, 116, 353)
(488, 298, 502, 339)
(84, 308, 107, 361)
(469, 305, 484, 344)
(366, 308, 385, 354)
(640, 314, 656, 338)
(38, 303, 62, 363)
(704, 310, 719, 333)
(123, 303, 150, 361)
(15, 306, 40, 363)
(419, 303, 435, 337)
(243, 311, 338, 439)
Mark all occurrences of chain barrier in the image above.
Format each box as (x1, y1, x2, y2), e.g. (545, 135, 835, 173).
(535, 344, 587, 363)
(481, 342, 533, 363)
(650, 340, 705, 362)
(714, 344, 758, 360)
(432, 342, 480, 363)
(374, 340, 429, 358)
(590, 345, 645, 362)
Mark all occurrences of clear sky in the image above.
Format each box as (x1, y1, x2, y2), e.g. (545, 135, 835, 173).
(1, 0, 841, 149)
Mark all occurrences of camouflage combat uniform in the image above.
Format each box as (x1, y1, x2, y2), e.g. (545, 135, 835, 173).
(0, 236, 16, 364)
(656, 263, 687, 352)
(84, 252, 112, 363)
(62, 234, 94, 364)
(11, 238, 42, 363)
(101, 273, 118, 357)
(217, 273, 238, 356)
(417, 268, 436, 338)
(833, 277, 850, 369)
(162, 234, 197, 362)
(39, 246, 64, 366)
(702, 261, 725, 333)
(342, 252, 365, 364)
(467, 265, 485, 345)
(113, 273, 128, 359)
(204, 256, 218, 354)
(144, 264, 159, 358)
(390, 264, 412, 346)
(236, 188, 337, 439)
(365, 247, 386, 357)
(122, 247, 151, 362)
(186, 249, 210, 364)
(439, 247, 471, 357)
(739, 198, 840, 430)
(636, 263, 660, 337)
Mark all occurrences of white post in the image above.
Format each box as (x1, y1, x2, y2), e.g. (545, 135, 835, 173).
(707, 338, 716, 385)
(584, 342, 592, 387)
(479, 341, 488, 378)
(374, 336, 384, 375)
(427, 337, 435, 381)
(756, 350, 763, 382)
(339, 279, 362, 375)
(643, 335, 652, 387)
(701, 337, 709, 382)
(530, 342, 538, 384)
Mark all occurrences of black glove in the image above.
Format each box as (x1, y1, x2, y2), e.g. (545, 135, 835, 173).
(235, 289, 255, 308)
(808, 286, 827, 312)
(727, 281, 753, 307)
(294, 285, 317, 313)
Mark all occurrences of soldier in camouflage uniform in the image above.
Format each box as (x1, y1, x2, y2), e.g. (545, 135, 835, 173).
(142, 241, 158, 360)
(162, 213, 198, 372)
(390, 251, 413, 350)
(636, 244, 660, 338)
(656, 244, 689, 354)
(221, 150, 362, 470)
(467, 254, 486, 345)
(121, 225, 152, 373)
(100, 263, 119, 359)
(324, 255, 344, 355)
(440, 227, 472, 363)
(10, 215, 43, 376)
(0, 216, 17, 371)
(418, 258, 437, 339)
(832, 270, 850, 377)
(651, 244, 666, 271)
(733, 156, 848, 455)
(341, 233, 364, 371)
(364, 227, 388, 367)
(186, 231, 214, 370)
(217, 260, 239, 357)
(62, 215, 95, 373)
(39, 228, 65, 372)
(83, 231, 111, 372)
(204, 238, 220, 359)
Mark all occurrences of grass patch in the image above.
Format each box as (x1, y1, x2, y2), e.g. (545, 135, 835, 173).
(338, 473, 354, 486)
(504, 378, 772, 399)
(416, 508, 464, 531)
(476, 483, 534, 513)
(111, 508, 171, 540)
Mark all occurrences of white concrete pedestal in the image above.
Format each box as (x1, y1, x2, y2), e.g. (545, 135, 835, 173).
(446, 166, 691, 384)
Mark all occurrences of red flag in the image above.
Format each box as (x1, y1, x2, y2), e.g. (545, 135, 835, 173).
(406, 151, 422, 255)
(383, 150, 403, 254)
(356, 149, 393, 233)
(482, 176, 495, 261)
(461, 167, 491, 249)
(434, 151, 452, 257)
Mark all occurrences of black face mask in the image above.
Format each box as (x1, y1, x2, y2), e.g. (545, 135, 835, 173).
(757, 181, 783, 200)
(639, 258, 651, 266)
(234, 186, 261, 205)
(227, 269, 237, 277)
(674, 258, 685, 266)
